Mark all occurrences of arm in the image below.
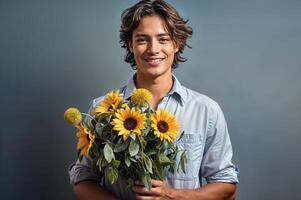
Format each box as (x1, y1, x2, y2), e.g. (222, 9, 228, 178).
(171, 182, 236, 200)
(73, 180, 119, 200)
(133, 180, 236, 200)
(201, 103, 238, 184)
(68, 156, 120, 200)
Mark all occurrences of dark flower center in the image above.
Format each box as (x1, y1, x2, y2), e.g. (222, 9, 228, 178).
(157, 121, 168, 133)
(124, 118, 137, 130)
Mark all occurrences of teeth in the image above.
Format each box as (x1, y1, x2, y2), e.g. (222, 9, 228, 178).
(148, 59, 161, 62)
(146, 59, 162, 65)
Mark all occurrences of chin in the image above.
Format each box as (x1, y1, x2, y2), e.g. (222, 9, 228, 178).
(147, 69, 170, 79)
(137, 63, 171, 78)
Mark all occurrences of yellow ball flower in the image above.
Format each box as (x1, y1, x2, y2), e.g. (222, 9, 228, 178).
(131, 88, 152, 105)
(64, 107, 82, 125)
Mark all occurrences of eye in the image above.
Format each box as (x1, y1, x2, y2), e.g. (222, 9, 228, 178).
(159, 37, 170, 43)
(135, 38, 147, 44)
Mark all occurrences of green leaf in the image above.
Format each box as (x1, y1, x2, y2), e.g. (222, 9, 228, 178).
(158, 153, 171, 164)
(111, 159, 120, 168)
(96, 113, 112, 124)
(96, 154, 104, 172)
(144, 155, 153, 174)
(129, 133, 136, 140)
(114, 137, 129, 152)
(177, 150, 187, 173)
(141, 172, 152, 191)
(146, 149, 157, 156)
(125, 154, 131, 167)
(129, 157, 137, 162)
(96, 113, 107, 123)
(168, 164, 175, 174)
(84, 119, 94, 130)
(154, 158, 163, 179)
(129, 138, 139, 157)
(101, 158, 107, 167)
(104, 143, 115, 163)
(95, 122, 105, 135)
(140, 137, 147, 148)
(104, 114, 113, 123)
(107, 166, 118, 184)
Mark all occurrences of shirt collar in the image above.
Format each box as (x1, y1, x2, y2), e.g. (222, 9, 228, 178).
(123, 74, 136, 100)
(168, 75, 187, 105)
(123, 73, 187, 105)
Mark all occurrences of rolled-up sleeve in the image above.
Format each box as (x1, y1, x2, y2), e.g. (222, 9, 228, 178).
(201, 103, 239, 183)
(68, 156, 102, 185)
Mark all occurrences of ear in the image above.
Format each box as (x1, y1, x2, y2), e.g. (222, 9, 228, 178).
(173, 41, 179, 53)
(175, 46, 179, 53)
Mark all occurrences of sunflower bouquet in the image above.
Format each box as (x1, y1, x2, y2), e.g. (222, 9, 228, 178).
(64, 89, 187, 190)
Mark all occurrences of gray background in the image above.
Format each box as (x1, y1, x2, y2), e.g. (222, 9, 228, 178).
(1, 0, 300, 199)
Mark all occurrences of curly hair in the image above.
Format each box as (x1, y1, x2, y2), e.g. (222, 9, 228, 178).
(120, 0, 193, 69)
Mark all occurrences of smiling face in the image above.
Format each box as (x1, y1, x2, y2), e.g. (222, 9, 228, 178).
(130, 15, 179, 80)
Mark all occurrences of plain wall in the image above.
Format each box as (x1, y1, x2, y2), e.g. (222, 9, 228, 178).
(1, 0, 300, 199)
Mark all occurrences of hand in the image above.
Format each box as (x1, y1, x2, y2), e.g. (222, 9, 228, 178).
(132, 179, 174, 200)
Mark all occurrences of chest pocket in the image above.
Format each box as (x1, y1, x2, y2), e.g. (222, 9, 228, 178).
(173, 133, 203, 180)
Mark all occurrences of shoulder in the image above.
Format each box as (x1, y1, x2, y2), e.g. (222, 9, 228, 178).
(181, 86, 227, 129)
(182, 87, 228, 136)
(182, 86, 221, 113)
(90, 96, 105, 109)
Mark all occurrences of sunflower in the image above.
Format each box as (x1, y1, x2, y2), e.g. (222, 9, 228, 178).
(64, 107, 82, 125)
(151, 109, 180, 142)
(131, 88, 152, 105)
(111, 105, 146, 141)
(94, 90, 123, 115)
(76, 123, 95, 156)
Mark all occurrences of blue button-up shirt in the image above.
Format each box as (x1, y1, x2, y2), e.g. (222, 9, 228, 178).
(68, 74, 238, 200)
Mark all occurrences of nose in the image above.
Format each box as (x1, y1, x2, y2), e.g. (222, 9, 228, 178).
(147, 39, 160, 54)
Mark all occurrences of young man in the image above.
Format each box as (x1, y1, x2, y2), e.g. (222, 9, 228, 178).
(69, 0, 238, 199)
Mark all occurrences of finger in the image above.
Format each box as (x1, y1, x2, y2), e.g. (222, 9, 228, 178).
(134, 185, 163, 197)
(134, 180, 145, 186)
(135, 179, 164, 187)
(132, 185, 152, 195)
(151, 179, 164, 187)
(136, 193, 158, 200)
(149, 186, 162, 196)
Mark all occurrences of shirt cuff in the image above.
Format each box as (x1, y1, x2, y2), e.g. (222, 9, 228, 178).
(205, 165, 239, 184)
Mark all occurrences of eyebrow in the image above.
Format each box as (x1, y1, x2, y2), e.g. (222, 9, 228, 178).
(134, 33, 170, 38)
